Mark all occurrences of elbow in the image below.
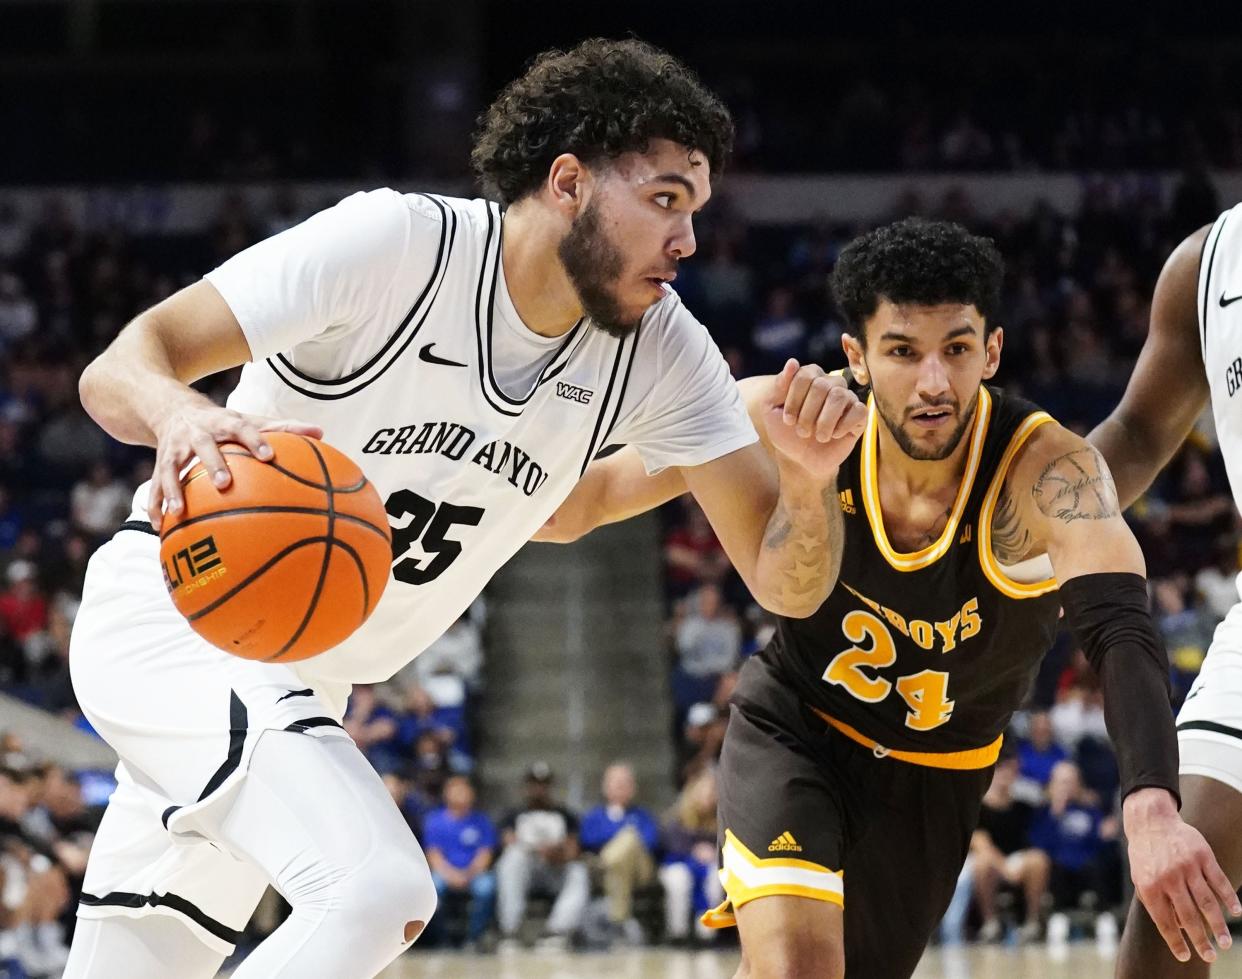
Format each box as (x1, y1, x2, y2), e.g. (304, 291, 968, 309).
(752, 584, 830, 620)
(535, 514, 589, 545)
(78, 356, 106, 422)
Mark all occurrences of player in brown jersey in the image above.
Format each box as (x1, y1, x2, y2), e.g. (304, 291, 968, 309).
(545, 218, 1238, 978)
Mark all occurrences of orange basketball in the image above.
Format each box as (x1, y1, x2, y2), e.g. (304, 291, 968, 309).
(159, 432, 392, 662)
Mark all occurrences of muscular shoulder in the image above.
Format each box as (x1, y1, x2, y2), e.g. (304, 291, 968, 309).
(996, 423, 1120, 559)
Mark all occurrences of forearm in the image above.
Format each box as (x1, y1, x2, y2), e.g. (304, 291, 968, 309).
(1060, 572, 1180, 803)
(1087, 414, 1181, 511)
(535, 449, 687, 543)
(751, 463, 841, 618)
(79, 318, 214, 447)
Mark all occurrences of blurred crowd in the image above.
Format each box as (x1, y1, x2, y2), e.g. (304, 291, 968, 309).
(0, 163, 1238, 966)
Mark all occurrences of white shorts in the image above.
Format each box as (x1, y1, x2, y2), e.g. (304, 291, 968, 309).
(70, 525, 355, 954)
(1177, 599, 1242, 800)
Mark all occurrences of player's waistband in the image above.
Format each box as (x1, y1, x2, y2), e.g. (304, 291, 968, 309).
(810, 707, 1002, 770)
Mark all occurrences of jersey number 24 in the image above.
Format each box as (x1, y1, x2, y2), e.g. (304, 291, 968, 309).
(822, 609, 968, 731)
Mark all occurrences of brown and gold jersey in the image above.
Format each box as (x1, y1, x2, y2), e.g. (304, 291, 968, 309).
(760, 383, 1062, 756)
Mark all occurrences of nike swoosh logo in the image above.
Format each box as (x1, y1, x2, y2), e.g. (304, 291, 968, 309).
(418, 343, 467, 368)
(1221, 293, 1242, 308)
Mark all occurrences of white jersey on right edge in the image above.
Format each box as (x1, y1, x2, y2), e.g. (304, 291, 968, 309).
(127, 189, 756, 688)
(1178, 202, 1242, 759)
(1201, 202, 1242, 524)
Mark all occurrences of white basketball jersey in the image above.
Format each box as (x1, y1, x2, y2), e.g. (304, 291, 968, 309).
(130, 190, 756, 686)
(1200, 203, 1242, 520)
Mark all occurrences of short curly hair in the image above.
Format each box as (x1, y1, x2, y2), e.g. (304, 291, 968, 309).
(831, 218, 1005, 346)
(471, 38, 734, 205)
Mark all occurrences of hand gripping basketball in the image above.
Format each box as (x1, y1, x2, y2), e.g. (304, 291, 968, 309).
(158, 431, 393, 663)
(147, 403, 325, 530)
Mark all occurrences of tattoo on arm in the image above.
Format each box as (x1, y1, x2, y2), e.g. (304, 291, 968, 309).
(1032, 447, 1120, 523)
(991, 484, 1034, 563)
(759, 483, 843, 613)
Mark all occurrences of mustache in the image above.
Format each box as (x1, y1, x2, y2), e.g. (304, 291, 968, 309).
(905, 398, 958, 418)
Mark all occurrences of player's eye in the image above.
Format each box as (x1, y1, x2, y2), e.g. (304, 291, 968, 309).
(889, 346, 913, 358)
(946, 343, 969, 355)
(654, 193, 675, 209)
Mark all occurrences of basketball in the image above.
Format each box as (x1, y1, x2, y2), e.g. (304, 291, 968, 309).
(158, 432, 392, 662)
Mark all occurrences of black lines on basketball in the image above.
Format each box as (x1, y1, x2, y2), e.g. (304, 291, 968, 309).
(187, 537, 333, 623)
(162, 432, 392, 662)
(162, 506, 389, 544)
(217, 446, 369, 494)
(271, 439, 337, 661)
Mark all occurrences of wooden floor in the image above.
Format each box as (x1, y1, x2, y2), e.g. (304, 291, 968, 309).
(366, 943, 1242, 978)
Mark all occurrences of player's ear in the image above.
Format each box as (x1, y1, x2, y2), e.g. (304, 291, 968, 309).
(842, 332, 868, 386)
(982, 326, 1003, 381)
(547, 154, 588, 217)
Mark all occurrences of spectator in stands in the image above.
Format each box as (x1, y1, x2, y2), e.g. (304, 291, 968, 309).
(0, 618, 23, 689)
(395, 609, 484, 692)
(1017, 710, 1066, 788)
(0, 561, 46, 646)
(1195, 535, 1242, 623)
(580, 762, 660, 944)
(396, 683, 470, 770)
(412, 729, 453, 802)
(495, 763, 590, 947)
(663, 500, 729, 602)
(671, 584, 741, 723)
(382, 770, 429, 839)
(342, 683, 402, 772)
(1152, 577, 1217, 706)
(1162, 447, 1235, 574)
(69, 462, 131, 543)
(0, 767, 71, 973)
(0, 485, 23, 553)
(970, 752, 1050, 943)
(0, 274, 37, 349)
(422, 775, 498, 949)
(658, 768, 723, 946)
(1049, 651, 1109, 750)
(24, 606, 77, 718)
(750, 285, 807, 375)
(676, 701, 727, 787)
(1029, 761, 1120, 929)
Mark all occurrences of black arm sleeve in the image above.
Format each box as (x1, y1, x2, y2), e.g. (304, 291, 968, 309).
(1058, 572, 1180, 806)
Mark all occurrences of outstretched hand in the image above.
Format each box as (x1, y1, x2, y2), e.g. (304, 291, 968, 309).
(1125, 787, 1241, 964)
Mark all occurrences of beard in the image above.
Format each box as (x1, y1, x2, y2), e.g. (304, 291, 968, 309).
(874, 388, 979, 461)
(557, 198, 642, 339)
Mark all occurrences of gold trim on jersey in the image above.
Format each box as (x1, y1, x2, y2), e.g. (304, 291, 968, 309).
(860, 387, 992, 572)
(700, 829, 844, 929)
(976, 412, 1059, 599)
(812, 706, 1003, 770)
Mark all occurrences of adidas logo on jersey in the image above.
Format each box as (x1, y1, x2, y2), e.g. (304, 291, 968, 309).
(839, 489, 856, 515)
(555, 381, 594, 405)
(959, 524, 973, 544)
(768, 832, 802, 853)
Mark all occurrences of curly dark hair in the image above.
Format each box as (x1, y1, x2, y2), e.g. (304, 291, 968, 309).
(471, 38, 734, 205)
(830, 218, 1005, 345)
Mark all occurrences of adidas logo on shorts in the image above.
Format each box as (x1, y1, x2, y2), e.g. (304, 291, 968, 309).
(768, 831, 803, 853)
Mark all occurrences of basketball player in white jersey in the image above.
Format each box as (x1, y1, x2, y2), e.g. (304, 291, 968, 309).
(63, 40, 867, 979)
(1094, 205, 1242, 975)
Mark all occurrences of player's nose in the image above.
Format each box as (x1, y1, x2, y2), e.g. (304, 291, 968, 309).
(916, 354, 952, 396)
(669, 216, 697, 260)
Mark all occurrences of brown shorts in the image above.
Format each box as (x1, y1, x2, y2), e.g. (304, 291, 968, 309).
(706, 654, 993, 979)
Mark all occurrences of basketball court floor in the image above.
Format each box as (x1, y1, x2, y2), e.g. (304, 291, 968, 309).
(365, 944, 1242, 978)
